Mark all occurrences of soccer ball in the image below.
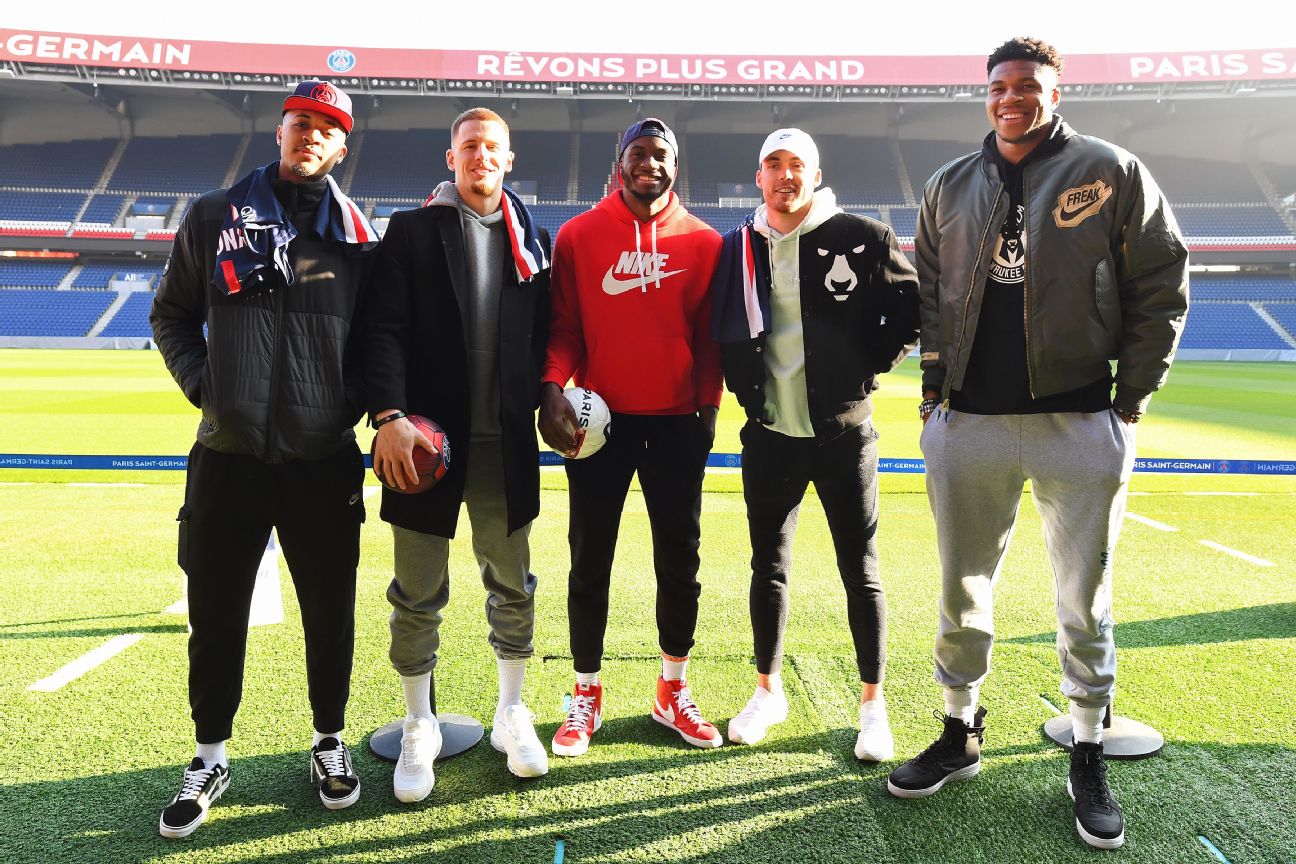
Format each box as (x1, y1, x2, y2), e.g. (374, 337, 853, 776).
(371, 415, 451, 494)
(561, 387, 612, 459)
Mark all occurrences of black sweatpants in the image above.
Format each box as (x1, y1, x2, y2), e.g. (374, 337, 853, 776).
(564, 412, 711, 673)
(741, 420, 887, 683)
(178, 442, 365, 743)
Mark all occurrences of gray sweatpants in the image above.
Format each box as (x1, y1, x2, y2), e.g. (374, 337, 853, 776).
(921, 409, 1135, 711)
(387, 439, 537, 676)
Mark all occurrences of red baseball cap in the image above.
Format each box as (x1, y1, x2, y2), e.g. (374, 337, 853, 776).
(282, 80, 353, 134)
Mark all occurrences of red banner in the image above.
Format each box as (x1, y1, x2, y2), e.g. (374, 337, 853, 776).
(3, 30, 1295, 86)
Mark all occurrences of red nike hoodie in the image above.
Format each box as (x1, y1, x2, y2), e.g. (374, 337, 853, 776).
(543, 190, 723, 414)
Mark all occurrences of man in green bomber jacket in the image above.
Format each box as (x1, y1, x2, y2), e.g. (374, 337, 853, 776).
(886, 37, 1189, 852)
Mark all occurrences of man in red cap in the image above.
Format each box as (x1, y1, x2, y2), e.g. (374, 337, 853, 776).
(151, 79, 378, 838)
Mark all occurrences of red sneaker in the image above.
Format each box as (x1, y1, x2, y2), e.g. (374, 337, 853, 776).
(653, 676, 722, 748)
(551, 681, 603, 757)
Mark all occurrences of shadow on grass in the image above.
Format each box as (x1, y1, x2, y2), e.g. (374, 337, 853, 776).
(0, 622, 186, 640)
(1003, 603, 1296, 649)
(0, 611, 172, 629)
(0, 712, 1161, 864)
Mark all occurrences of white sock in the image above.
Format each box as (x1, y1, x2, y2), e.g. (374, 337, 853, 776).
(1071, 703, 1105, 744)
(195, 740, 227, 768)
(402, 671, 434, 722)
(763, 673, 784, 696)
(497, 657, 526, 717)
(312, 730, 342, 747)
(860, 696, 886, 717)
(662, 656, 688, 682)
(576, 670, 600, 687)
(944, 687, 978, 725)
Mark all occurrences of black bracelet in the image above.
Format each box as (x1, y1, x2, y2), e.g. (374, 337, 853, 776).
(372, 411, 406, 429)
(1114, 407, 1141, 424)
(919, 398, 941, 418)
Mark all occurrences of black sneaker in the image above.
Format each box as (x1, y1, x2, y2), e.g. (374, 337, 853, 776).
(887, 707, 986, 798)
(158, 757, 230, 838)
(310, 737, 361, 810)
(1068, 741, 1125, 849)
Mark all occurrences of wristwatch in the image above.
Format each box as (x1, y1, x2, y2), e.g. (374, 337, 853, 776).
(919, 398, 941, 419)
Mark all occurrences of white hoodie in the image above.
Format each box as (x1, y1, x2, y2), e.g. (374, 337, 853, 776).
(752, 187, 842, 437)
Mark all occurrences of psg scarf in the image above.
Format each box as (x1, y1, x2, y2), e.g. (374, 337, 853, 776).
(422, 183, 549, 282)
(212, 162, 379, 296)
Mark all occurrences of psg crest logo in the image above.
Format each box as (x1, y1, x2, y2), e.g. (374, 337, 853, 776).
(326, 49, 357, 73)
(310, 83, 338, 104)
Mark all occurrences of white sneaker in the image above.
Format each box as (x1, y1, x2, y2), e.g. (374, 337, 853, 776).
(855, 699, 895, 761)
(727, 687, 789, 745)
(393, 716, 442, 802)
(491, 704, 550, 778)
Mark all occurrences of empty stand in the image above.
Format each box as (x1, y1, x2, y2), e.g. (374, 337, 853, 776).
(1190, 275, 1296, 301)
(0, 289, 114, 336)
(1174, 205, 1293, 241)
(0, 139, 116, 188)
(0, 191, 86, 224)
(1142, 154, 1266, 204)
(0, 259, 75, 288)
(903, 139, 976, 191)
(73, 260, 162, 290)
(1178, 303, 1289, 349)
(108, 135, 242, 194)
(347, 129, 447, 201)
(80, 193, 127, 225)
(98, 292, 156, 338)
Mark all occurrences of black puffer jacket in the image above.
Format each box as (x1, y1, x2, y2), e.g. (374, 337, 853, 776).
(150, 174, 372, 462)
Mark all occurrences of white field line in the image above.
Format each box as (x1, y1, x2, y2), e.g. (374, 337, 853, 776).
(1125, 513, 1179, 532)
(1199, 540, 1275, 567)
(28, 633, 144, 692)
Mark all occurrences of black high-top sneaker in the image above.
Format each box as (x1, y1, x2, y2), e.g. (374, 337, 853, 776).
(887, 707, 986, 798)
(1068, 741, 1125, 849)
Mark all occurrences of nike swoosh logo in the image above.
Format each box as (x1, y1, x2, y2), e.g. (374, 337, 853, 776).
(655, 699, 675, 723)
(602, 267, 687, 296)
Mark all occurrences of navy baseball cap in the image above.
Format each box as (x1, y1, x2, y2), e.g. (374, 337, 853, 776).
(619, 118, 677, 159)
(283, 80, 353, 134)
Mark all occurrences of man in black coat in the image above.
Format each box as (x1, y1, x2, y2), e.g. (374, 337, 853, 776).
(364, 107, 551, 800)
(711, 128, 920, 759)
(150, 80, 377, 838)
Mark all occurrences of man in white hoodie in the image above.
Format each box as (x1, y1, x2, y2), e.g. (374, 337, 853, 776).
(710, 129, 921, 757)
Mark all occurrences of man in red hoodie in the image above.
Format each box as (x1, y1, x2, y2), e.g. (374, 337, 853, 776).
(540, 117, 724, 756)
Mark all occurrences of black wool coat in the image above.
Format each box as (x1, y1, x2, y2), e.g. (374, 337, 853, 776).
(362, 204, 550, 537)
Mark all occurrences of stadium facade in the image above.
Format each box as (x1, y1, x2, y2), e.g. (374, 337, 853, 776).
(1, 29, 1294, 358)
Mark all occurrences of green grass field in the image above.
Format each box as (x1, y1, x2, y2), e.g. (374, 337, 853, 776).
(1, 349, 1293, 863)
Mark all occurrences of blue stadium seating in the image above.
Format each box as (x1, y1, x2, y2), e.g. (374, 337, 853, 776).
(1142, 154, 1265, 204)
(109, 135, 241, 194)
(1175, 205, 1292, 239)
(348, 129, 446, 201)
(1190, 275, 1296, 301)
(1262, 303, 1296, 339)
(0, 259, 75, 288)
(98, 292, 156, 337)
(0, 289, 114, 336)
(577, 132, 618, 202)
(1178, 303, 1289, 349)
(0, 191, 86, 223)
(73, 260, 162, 290)
(903, 139, 976, 190)
(512, 131, 573, 202)
(888, 207, 918, 238)
(80, 193, 127, 225)
(0, 139, 117, 188)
